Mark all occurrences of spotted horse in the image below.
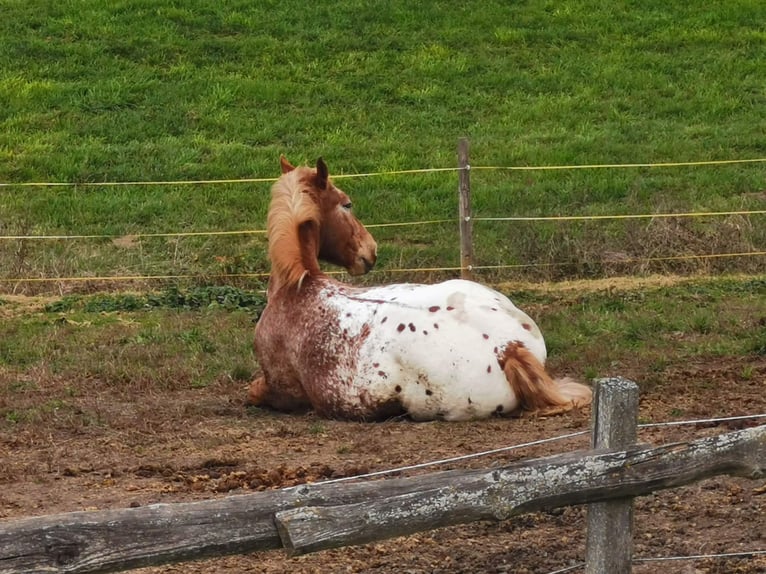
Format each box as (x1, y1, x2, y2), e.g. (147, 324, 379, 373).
(248, 157, 592, 421)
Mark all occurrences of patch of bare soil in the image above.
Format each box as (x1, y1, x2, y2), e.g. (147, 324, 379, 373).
(1, 358, 765, 573)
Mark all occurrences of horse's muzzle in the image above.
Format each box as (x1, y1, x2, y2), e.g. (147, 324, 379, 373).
(362, 256, 375, 273)
(348, 234, 377, 275)
(348, 254, 376, 276)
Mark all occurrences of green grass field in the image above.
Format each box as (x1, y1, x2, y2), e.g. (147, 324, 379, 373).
(1, 1, 765, 292)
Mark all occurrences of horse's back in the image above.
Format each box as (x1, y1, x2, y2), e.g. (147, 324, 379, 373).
(352, 279, 546, 359)
(333, 280, 548, 420)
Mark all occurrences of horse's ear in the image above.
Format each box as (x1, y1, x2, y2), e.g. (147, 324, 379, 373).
(280, 155, 295, 174)
(315, 157, 329, 188)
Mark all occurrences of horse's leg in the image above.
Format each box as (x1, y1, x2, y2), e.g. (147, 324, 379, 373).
(246, 375, 269, 406)
(246, 371, 313, 412)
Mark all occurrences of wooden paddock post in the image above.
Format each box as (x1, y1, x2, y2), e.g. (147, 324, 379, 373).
(457, 137, 473, 280)
(585, 377, 640, 574)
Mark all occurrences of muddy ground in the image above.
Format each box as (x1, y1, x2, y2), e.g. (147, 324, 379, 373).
(1, 350, 765, 574)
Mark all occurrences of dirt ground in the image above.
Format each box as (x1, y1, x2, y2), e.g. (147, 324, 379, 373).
(1, 348, 765, 574)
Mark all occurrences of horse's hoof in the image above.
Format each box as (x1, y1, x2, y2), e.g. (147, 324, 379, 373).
(246, 376, 267, 406)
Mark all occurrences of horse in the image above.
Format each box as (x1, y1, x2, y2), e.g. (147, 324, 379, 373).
(248, 157, 592, 421)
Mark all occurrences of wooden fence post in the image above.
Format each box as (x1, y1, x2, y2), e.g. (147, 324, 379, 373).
(457, 137, 473, 280)
(585, 377, 639, 573)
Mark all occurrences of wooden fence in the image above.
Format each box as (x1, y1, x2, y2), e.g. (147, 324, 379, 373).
(1, 378, 764, 574)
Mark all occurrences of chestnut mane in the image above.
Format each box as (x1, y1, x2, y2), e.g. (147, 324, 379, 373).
(267, 166, 322, 291)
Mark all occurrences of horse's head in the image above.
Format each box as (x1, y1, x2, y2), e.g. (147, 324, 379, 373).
(278, 156, 377, 276)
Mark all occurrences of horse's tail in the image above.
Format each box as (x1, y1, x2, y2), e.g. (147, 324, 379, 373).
(500, 342, 592, 415)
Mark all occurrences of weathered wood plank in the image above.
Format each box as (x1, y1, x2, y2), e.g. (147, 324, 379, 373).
(275, 424, 765, 556)
(0, 479, 444, 574)
(585, 377, 639, 574)
(1, 424, 763, 572)
(0, 492, 284, 574)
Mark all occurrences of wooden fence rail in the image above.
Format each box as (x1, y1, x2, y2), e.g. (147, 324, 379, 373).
(1, 379, 764, 574)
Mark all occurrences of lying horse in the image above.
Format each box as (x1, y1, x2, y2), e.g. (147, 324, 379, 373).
(248, 157, 592, 421)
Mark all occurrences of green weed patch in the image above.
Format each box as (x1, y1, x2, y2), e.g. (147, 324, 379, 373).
(44, 285, 266, 313)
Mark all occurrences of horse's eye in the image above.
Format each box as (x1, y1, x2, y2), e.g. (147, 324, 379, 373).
(342, 202, 353, 210)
